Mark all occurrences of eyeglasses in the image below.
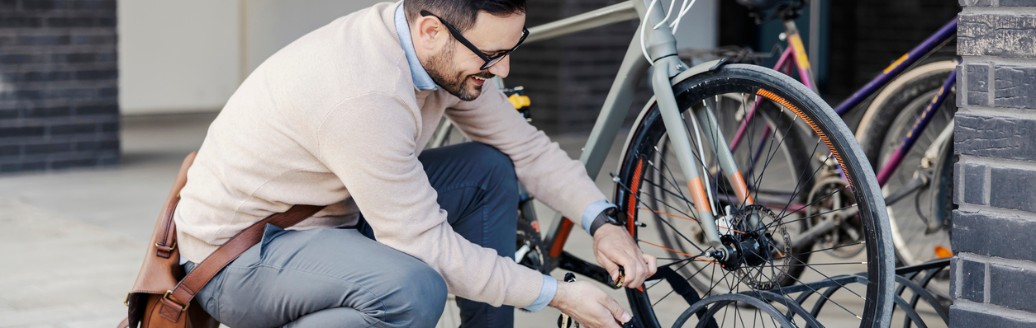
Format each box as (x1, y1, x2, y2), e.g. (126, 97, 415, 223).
(420, 10, 529, 70)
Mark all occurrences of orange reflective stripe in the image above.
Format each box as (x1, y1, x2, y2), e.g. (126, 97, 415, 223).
(755, 88, 853, 185)
(688, 177, 712, 214)
(729, 171, 754, 205)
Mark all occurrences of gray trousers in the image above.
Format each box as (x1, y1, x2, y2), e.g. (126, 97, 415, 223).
(185, 142, 520, 327)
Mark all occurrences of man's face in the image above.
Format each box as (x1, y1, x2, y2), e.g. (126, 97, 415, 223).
(425, 11, 526, 101)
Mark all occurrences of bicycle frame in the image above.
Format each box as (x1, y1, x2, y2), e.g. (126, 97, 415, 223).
(507, 1, 753, 284)
(779, 18, 956, 186)
(522, 3, 958, 286)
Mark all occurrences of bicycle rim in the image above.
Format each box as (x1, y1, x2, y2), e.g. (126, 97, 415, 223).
(617, 64, 893, 327)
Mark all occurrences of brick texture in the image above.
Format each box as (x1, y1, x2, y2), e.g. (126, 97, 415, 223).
(1000, 0, 1036, 7)
(989, 166, 1036, 213)
(0, 0, 119, 174)
(950, 306, 1036, 328)
(995, 65, 1036, 109)
(960, 163, 986, 205)
(955, 1, 1036, 324)
(955, 113, 1036, 161)
(989, 264, 1036, 313)
(959, 14, 1036, 59)
(965, 63, 988, 106)
(959, 0, 993, 7)
(955, 258, 986, 303)
(952, 211, 1036, 263)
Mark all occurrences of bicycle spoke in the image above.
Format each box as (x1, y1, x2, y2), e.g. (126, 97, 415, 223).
(773, 140, 825, 220)
(612, 172, 714, 255)
(797, 241, 866, 256)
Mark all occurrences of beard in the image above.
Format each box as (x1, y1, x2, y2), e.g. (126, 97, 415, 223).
(425, 46, 491, 101)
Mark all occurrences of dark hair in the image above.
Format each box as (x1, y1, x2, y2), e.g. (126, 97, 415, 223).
(404, 0, 526, 33)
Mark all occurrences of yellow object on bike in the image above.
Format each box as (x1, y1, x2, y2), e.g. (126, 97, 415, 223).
(508, 94, 531, 110)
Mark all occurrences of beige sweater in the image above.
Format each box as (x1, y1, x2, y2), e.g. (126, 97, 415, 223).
(175, 2, 606, 308)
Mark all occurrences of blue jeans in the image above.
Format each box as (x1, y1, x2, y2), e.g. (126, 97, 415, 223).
(186, 142, 519, 328)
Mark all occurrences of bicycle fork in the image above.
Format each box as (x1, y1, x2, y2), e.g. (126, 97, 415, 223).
(649, 59, 758, 261)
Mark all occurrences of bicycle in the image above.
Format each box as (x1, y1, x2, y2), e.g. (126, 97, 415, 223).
(433, 0, 894, 326)
(658, 1, 957, 323)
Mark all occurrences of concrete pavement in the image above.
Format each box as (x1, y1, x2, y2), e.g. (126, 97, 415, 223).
(0, 113, 213, 327)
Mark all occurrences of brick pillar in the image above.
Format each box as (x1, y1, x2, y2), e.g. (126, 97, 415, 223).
(952, 0, 1036, 326)
(0, 0, 119, 174)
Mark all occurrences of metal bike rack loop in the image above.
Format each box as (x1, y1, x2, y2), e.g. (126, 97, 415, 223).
(663, 258, 950, 328)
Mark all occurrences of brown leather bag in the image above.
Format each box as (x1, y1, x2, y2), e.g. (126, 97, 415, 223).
(119, 153, 325, 328)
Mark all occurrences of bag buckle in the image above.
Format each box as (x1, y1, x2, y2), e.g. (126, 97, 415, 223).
(155, 241, 177, 259)
(156, 241, 177, 251)
(162, 290, 190, 312)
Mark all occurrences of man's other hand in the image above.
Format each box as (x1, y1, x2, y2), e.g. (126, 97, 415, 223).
(550, 280, 630, 328)
(592, 224, 657, 288)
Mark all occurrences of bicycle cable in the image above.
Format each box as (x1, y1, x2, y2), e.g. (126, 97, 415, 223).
(639, 0, 702, 63)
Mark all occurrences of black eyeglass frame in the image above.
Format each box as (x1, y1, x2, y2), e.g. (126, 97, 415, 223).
(420, 10, 529, 70)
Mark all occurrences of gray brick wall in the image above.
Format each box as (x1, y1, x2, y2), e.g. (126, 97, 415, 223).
(0, 0, 119, 174)
(953, 0, 1036, 325)
(506, 0, 641, 136)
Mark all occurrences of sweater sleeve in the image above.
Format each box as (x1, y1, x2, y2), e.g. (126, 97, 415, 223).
(314, 93, 544, 308)
(445, 85, 609, 222)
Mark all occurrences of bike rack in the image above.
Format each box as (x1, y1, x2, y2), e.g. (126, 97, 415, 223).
(668, 258, 951, 328)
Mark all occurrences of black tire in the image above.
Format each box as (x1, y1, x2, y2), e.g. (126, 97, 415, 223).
(617, 64, 893, 327)
(855, 60, 956, 267)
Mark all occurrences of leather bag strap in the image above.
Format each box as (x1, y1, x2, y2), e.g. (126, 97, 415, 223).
(157, 204, 326, 322)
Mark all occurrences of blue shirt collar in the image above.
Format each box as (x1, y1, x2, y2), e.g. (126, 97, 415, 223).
(395, 3, 437, 91)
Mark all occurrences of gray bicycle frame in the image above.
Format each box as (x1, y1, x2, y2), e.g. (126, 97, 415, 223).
(530, 1, 747, 253)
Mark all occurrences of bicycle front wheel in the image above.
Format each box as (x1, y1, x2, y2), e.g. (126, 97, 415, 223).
(617, 64, 893, 327)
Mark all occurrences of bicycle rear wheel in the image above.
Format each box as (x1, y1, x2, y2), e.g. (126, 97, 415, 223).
(856, 60, 956, 267)
(617, 64, 893, 327)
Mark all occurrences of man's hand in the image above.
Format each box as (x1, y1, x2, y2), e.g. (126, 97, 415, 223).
(593, 224, 657, 288)
(550, 279, 631, 328)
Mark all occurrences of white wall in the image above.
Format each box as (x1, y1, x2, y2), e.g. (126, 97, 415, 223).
(671, 0, 718, 51)
(117, 0, 241, 115)
(118, 0, 715, 115)
(242, 0, 381, 73)
(118, 0, 378, 115)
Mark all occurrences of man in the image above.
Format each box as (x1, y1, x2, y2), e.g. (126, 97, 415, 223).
(174, 0, 656, 327)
